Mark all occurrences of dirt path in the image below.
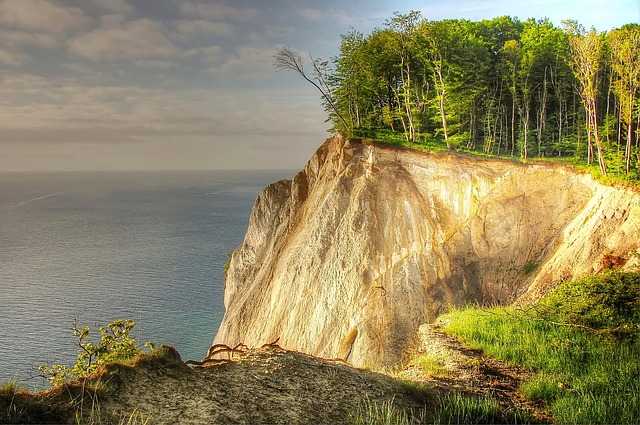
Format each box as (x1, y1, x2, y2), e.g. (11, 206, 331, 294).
(398, 318, 552, 423)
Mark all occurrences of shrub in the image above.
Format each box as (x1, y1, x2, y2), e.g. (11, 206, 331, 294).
(535, 271, 640, 339)
(39, 318, 155, 386)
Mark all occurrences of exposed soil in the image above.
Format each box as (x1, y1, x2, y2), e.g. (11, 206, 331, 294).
(1, 327, 551, 424)
(1, 346, 431, 424)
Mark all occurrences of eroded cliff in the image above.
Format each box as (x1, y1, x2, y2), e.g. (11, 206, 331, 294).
(214, 134, 640, 367)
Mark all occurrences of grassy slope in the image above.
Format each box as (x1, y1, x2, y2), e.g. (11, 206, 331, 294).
(439, 271, 640, 424)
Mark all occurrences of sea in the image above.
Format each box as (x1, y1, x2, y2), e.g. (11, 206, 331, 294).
(0, 169, 293, 389)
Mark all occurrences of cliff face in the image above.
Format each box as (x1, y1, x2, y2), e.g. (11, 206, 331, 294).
(214, 134, 640, 367)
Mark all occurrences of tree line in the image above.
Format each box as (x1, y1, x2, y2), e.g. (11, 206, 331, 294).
(276, 13, 640, 178)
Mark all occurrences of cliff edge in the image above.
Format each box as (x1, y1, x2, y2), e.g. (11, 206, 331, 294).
(214, 134, 640, 367)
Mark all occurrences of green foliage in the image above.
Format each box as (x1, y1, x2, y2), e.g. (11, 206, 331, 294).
(320, 13, 639, 183)
(440, 272, 640, 424)
(535, 271, 640, 339)
(523, 261, 538, 275)
(223, 251, 233, 272)
(39, 318, 155, 387)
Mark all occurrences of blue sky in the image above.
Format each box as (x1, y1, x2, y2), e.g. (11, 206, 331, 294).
(0, 0, 638, 171)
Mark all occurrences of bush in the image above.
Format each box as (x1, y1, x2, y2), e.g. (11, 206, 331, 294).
(535, 271, 640, 339)
(39, 318, 155, 386)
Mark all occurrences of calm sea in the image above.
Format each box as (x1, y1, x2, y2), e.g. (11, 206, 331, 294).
(0, 169, 292, 389)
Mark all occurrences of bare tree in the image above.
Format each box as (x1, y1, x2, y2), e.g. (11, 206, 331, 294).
(273, 45, 351, 134)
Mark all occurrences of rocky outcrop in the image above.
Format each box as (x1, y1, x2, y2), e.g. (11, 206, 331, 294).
(214, 134, 640, 368)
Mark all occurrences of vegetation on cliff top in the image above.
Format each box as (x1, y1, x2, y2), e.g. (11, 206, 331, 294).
(277, 13, 640, 182)
(441, 271, 640, 424)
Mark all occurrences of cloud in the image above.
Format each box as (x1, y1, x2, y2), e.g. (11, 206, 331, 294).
(297, 8, 352, 26)
(68, 18, 179, 61)
(184, 45, 223, 63)
(0, 47, 25, 66)
(0, 30, 59, 49)
(133, 59, 177, 69)
(174, 19, 236, 39)
(92, 0, 134, 15)
(0, 0, 90, 35)
(264, 25, 296, 39)
(176, 1, 261, 22)
(99, 14, 128, 28)
(201, 44, 275, 80)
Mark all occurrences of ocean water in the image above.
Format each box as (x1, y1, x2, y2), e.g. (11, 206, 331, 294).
(0, 169, 293, 388)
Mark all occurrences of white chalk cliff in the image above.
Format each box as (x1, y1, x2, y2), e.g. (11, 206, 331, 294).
(214, 134, 640, 367)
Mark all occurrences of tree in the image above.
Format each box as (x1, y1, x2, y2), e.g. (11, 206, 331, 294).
(334, 28, 368, 130)
(273, 45, 351, 134)
(500, 39, 522, 156)
(477, 16, 523, 155)
(416, 19, 470, 149)
(608, 24, 640, 174)
(565, 22, 608, 175)
(386, 11, 422, 142)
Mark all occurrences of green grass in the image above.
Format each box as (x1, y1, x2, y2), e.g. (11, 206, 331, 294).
(432, 393, 532, 425)
(349, 393, 534, 425)
(352, 128, 451, 155)
(348, 396, 412, 425)
(408, 353, 451, 378)
(439, 272, 640, 424)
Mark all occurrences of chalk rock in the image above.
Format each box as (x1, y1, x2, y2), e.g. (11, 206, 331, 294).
(214, 134, 640, 367)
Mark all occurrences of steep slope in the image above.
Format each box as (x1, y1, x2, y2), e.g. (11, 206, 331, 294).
(214, 134, 640, 367)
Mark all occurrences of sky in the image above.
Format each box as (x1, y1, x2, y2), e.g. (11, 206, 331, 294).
(0, 0, 638, 171)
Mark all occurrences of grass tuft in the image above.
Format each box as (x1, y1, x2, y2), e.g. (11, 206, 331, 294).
(0, 379, 24, 397)
(432, 393, 531, 424)
(408, 353, 451, 378)
(348, 396, 412, 425)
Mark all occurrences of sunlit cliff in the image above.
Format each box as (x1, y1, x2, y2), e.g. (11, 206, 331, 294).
(214, 134, 640, 367)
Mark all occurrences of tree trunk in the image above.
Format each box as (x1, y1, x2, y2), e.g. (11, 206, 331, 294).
(626, 94, 634, 174)
(590, 98, 607, 175)
(511, 95, 516, 156)
(435, 66, 450, 149)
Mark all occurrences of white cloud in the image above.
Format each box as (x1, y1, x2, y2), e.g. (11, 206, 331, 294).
(68, 19, 179, 61)
(92, 0, 134, 15)
(176, 1, 261, 22)
(0, 0, 90, 35)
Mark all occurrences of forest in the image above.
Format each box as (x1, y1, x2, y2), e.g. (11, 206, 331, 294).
(277, 13, 640, 179)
